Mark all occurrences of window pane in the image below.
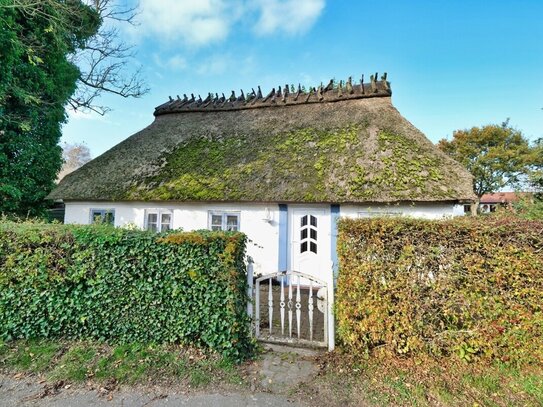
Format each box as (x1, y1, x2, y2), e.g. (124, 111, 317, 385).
(310, 242, 317, 254)
(226, 215, 238, 231)
(148, 213, 158, 223)
(301, 215, 307, 227)
(161, 213, 171, 225)
(148, 223, 157, 233)
(211, 214, 222, 226)
(301, 228, 307, 240)
(92, 211, 103, 223)
(301, 241, 307, 253)
(104, 212, 115, 225)
(161, 223, 171, 232)
(310, 229, 317, 240)
(310, 215, 317, 227)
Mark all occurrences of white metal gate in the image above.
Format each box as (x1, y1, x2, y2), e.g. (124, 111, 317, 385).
(251, 270, 329, 348)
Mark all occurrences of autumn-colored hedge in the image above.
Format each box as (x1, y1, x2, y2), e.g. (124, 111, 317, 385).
(0, 222, 254, 361)
(336, 216, 543, 364)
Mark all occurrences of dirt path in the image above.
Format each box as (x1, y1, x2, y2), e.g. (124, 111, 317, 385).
(0, 375, 302, 407)
(0, 345, 319, 407)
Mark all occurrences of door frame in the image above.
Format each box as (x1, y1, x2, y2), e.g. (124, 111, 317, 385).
(286, 205, 335, 350)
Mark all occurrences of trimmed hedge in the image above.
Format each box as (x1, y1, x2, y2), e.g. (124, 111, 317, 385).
(0, 222, 254, 361)
(336, 216, 543, 364)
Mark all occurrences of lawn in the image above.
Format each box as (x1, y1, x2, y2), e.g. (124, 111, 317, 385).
(0, 339, 246, 390)
(296, 353, 543, 407)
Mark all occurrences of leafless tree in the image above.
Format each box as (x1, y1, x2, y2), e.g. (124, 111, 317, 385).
(70, 0, 149, 115)
(58, 142, 92, 181)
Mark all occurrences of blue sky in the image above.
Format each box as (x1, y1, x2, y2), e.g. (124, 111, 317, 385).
(63, 0, 543, 158)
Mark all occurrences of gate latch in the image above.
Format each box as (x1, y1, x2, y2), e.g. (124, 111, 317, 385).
(317, 287, 327, 313)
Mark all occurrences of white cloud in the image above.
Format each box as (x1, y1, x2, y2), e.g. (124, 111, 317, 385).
(134, 0, 326, 47)
(196, 54, 231, 76)
(67, 109, 106, 122)
(252, 0, 325, 36)
(137, 0, 244, 46)
(194, 53, 257, 76)
(166, 55, 188, 70)
(153, 53, 188, 71)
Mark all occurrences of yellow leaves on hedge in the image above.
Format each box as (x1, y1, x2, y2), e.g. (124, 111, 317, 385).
(336, 216, 543, 365)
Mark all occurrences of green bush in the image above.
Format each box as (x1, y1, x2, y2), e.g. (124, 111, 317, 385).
(0, 222, 254, 361)
(336, 217, 543, 365)
(512, 196, 543, 220)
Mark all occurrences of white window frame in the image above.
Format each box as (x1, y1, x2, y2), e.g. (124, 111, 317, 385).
(144, 209, 173, 233)
(208, 211, 240, 232)
(89, 208, 115, 225)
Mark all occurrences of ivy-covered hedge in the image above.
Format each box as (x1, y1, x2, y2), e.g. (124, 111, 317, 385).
(0, 222, 253, 361)
(336, 217, 543, 364)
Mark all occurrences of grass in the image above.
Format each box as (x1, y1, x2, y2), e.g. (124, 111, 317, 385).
(0, 340, 62, 373)
(0, 339, 247, 390)
(295, 353, 543, 407)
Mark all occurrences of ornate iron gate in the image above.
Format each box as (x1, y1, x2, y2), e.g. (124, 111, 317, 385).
(252, 270, 329, 348)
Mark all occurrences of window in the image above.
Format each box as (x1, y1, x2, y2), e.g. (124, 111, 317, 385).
(300, 215, 317, 254)
(145, 209, 173, 232)
(208, 212, 240, 231)
(90, 209, 115, 225)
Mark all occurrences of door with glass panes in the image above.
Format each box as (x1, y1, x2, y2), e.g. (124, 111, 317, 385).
(290, 209, 327, 282)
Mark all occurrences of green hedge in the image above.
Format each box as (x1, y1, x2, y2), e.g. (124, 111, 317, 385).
(336, 217, 543, 364)
(0, 222, 254, 361)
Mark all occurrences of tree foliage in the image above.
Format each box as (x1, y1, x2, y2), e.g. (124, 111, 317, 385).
(528, 137, 543, 200)
(437, 121, 540, 198)
(0, 0, 99, 215)
(0, 0, 148, 216)
(3, 0, 148, 115)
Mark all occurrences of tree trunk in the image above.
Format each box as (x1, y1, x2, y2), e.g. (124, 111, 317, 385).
(471, 200, 479, 216)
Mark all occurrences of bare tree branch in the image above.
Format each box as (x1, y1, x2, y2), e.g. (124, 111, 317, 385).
(69, 0, 149, 115)
(1, 0, 149, 116)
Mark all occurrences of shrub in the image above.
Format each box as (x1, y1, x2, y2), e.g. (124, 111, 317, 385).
(0, 222, 254, 361)
(512, 195, 543, 220)
(336, 216, 543, 364)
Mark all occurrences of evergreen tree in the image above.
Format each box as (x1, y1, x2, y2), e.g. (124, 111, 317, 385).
(0, 1, 99, 215)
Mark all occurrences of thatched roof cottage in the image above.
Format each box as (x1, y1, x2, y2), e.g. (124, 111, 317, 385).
(49, 74, 475, 284)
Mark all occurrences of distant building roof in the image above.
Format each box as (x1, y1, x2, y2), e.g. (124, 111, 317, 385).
(480, 192, 527, 204)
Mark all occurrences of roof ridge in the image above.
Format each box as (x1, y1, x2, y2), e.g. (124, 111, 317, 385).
(154, 73, 391, 116)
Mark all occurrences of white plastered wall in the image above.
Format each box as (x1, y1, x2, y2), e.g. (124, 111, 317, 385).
(64, 201, 280, 275)
(340, 202, 457, 219)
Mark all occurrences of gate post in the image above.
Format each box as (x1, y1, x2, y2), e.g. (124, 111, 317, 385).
(247, 257, 254, 334)
(327, 261, 335, 351)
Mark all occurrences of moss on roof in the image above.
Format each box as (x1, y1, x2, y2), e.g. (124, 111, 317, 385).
(48, 96, 475, 203)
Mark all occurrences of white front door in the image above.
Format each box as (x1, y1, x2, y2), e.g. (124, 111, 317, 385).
(290, 208, 329, 283)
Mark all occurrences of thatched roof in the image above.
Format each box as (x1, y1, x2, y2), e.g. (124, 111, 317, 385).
(49, 75, 475, 203)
